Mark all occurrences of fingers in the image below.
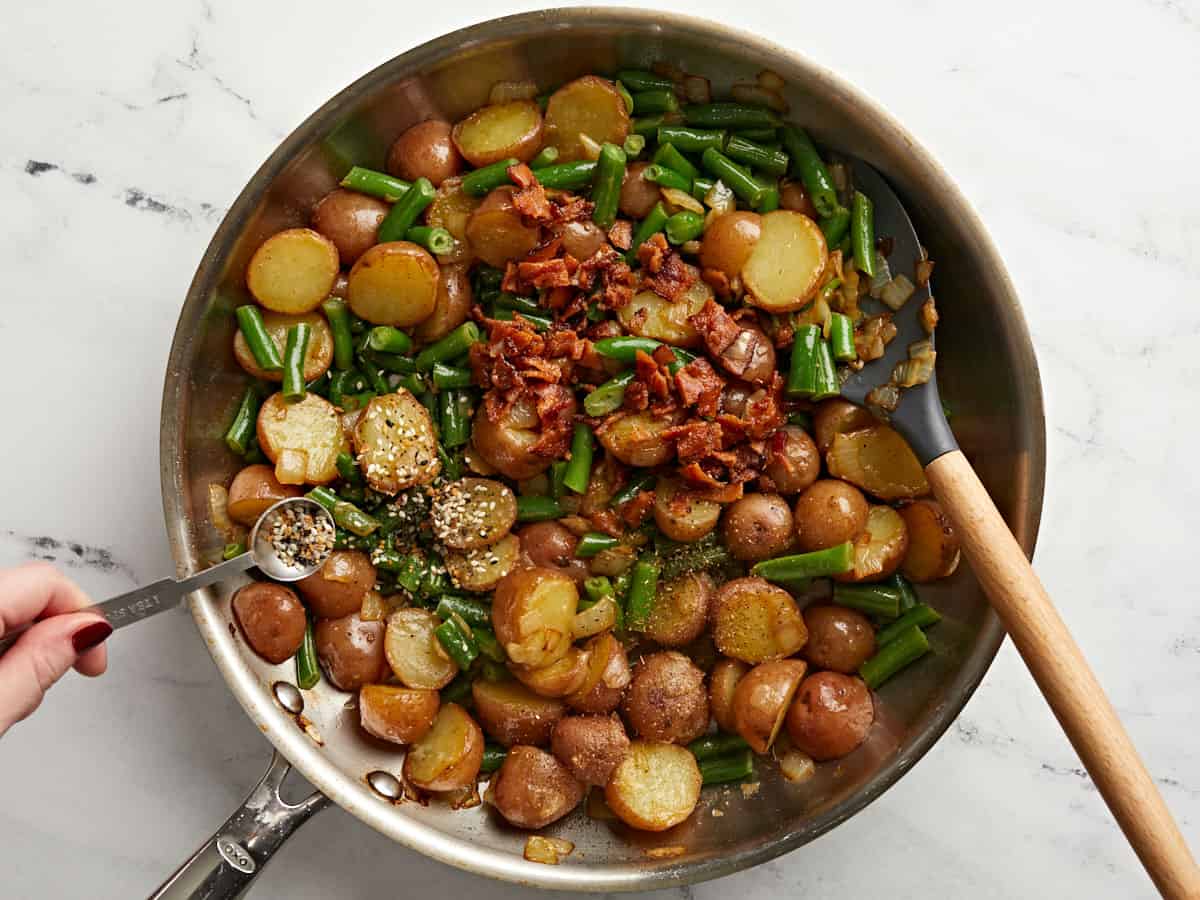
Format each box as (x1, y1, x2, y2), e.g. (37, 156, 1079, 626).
(0, 612, 111, 736)
(0, 562, 94, 637)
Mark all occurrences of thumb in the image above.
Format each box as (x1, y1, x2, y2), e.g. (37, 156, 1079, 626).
(0, 612, 111, 737)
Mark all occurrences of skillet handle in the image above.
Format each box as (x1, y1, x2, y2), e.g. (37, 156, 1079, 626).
(147, 750, 330, 900)
(926, 450, 1200, 900)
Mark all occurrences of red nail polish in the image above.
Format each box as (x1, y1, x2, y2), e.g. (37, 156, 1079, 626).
(72, 621, 112, 653)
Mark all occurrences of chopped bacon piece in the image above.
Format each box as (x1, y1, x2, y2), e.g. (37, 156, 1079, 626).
(644, 251, 695, 302)
(651, 345, 677, 368)
(701, 267, 732, 298)
(690, 299, 741, 358)
(691, 481, 744, 504)
(588, 509, 624, 538)
(608, 220, 633, 251)
(634, 350, 671, 401)
(528, 383, 575, 459)
(742, 373, 787, 438)
(587, 320, 623, 340)
(622, 380, 649, 411)
(636, 233, 668, 273)
(508, 162, 551, 222)
(517, 258, 571, 288)
(619, 489, 656, 527)
(674, 358, 725, 415)
(678, 461, 724, 490)
(663, 420, 723, 464)
(550, 196, 594, 223)
(600, 260, 636, 309)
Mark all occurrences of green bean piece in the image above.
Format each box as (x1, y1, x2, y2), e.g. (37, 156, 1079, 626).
(642, 163, 691, 193)
(724, 135, 789, 177)
(377, 177, 435, 243)
(593, 336, 665, 361)
(563, 423, 594, 494)
(234, 306, 284, 373)
(307, 486, 380, 537)
(699, 749, 754, 785)
(632, 114, 668, 136)
(405, 225, 456, 256)
(592, 143, 627, 230)
(851, 191, 877, 278)
(860, 625, 931, 689)
(548, 460, 568, 499)
(481, 743, 508, 774)
(305, 372, 330, 398)
(687, 733, 750, 761)
(610, 472, 656, 508)
(622, 133, 647, 158)
(583, 371, 635, 416)
(735, 126, 777, 142)
(779, 126, 838, 217)
(336, 451, 363, 485)
(516, 495, 563, 522)
(462, 158, 519, 196)
(755, 175, 781, 212)
(434, 617, 479, 670)
(576, 532, 619, 558)
(819, 206, 851, 247)
(751, 542, 854, 582)
(652, 142, 700, 180)
(829, 313, 856, 363)
(320, 298, 355, 371)
(583, 576, 615, 605)
(656, 125, 726, 153)
(887, 573, 920, 612)
(392, 373, 425, 395)
(430, 363, 473, 390)
(632, 89, 679, 115)
(360, 360, 389, 395)
(700, 148, 764, 206)
(492, 307, 551, 331)
(364, 326, 412, 356)
(222, 542, 245, 561)
(530, 146, 559, 168)
(684, 103, 779, 129)
(690, 176, 716, 201)
(615, 79, 635, 114)
(414, 322, 482, 371)
(339, 165, 411, 202)
(494, 292, 542, 315)
(475, 266, 504, 292)
(418, 391, 438, 428)
(811, 339, 840, 402)
(832, 583, 902, 619)
(295, 620, 321, 690)
(786, 324, 821, 398)
(224, 386, 263, 456)
(360, 348, 416, 374)
(788, 411, 812, 430)
(616, 69, 675, 92)
(532, 160, 597, 191)
(665, 210, 705, 245)
(627, 202, 670, 261)
(439, 389, 471, 448)
(625, 556, 660, 630)
(875, 604, 942, 647)
(474, 627, 506, 664)
(441, 671, 474, 705)
(336, 483, 366, 505)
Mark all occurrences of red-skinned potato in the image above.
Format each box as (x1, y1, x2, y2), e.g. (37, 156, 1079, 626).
(246, 227, 339, 314)
(471, 391, 576, 481)
(403, 703, 484, 791)
(232, 582, 306, 664)
(598, 410, 683, 467)
(226, 464, 302, 527)
(786, 671, 874, 761)
(472, 678, 565, 747)
(762, 426, 820, 495)
(489, 745, 584, 829)
(802, 606, 876, 674)
(385, 608, 458, 690)
(619, 162, 661, 220)
(314, 612, 387, 691)
(622, 652, 709, 745)
(512, 646, 591, 698)
(465, 187, 541, 269)
(559, 219, 608, 261)
(720, 493, 795, 561)
(699, 210, 761, 280)
(732, 659, 807, 753)
(898, 499, 960, 582)
(643, 573, 713, 648)
(779, 181, 818, 219)
(543, 76, 630, 162)
(714, 323, 775, 385)
(742, 210, 827, 313)
(793, 480, 869, 552)
(256, 392, 348, 486)
(387, 119, 463, 186)
(310, 189, 389, 264)
(812, 399, 874, 454)
(412, 263, 472, 344)
(359, 685, 440, 745)
(566, 632, 631, 714)
(834, 505, 909, 583)
(518, 522, 590, 582)
(708, 657, 750, 733)
(492, 566, 578, 669)
(551, 715, 630, 786)
(425, 177, 480, 264)
(653, 478, 720, 543)
(296, 550, 376, 619)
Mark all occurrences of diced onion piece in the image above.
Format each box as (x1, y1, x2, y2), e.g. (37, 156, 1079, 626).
(879, 274, 916, 311)
(447, 784, 482, 810)
(680, 239, 701, 256)
(704, 179, 736, 214)
(588, 545, 636, 576)
(660, 187, 704, 214)
(866, 383, 901, 414)
(360, 591, 394, 622)
(826, 424, 930, 500)
(730, 82, 789, 113)
(683, 74, 711, 104)
(780, 749, 816, 783)
(867, 253, 892, 299)
(756, 69, 786, 91)
(275, 448, 308, 485)
(524, 835, 575, 865)
(916, 257, 935, 287)
(920, 297, 939, 334)
(207, 484, 245, 543)
(572, 596, 617, 639)
(893, 340, 936, 387)
(578, 133, 603, 162)
(489, 79, 539, 104)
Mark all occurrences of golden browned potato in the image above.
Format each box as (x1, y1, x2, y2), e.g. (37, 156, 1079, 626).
(544, 76, 630, 162)
(720, 493, 795, 561)
(489, 745, 584, 828)
(732, 659, 807, 753)
(605, 741, 701, 832)
(643, 573, 713, 648)
(708, 657, 750, 733)
(452, 100, 543, 167)
(598, 410, 683, 467)
(296, 550, 376, 619)
(231, 582, 306, 664)
(256, 392, 348, 485)
(346, 241, 439, 327)
(619, 162, 661, 219)
(465, 186, 540, 269)
(617, 279, 710, 348)
(699, 210, 761, 280)
(387, 119, 463, 186)
(567, 633, 631, 714)
(413, 264, 472, 343)
(518, 522, 589, 582)
(802, 606, 876, 674)
(812, 399, 874, 454)
(403, 702, 484, 791)
(233, 310, 334, 382)
(559, 219, 608, 261)
(384, 608, 458, 690)
(711, 577, 807, 664)
(653, 478, 720, 542)
(425, 177, 481, 264)
(898, 499, 960, 582)
(432, 477, 517, 550)
(836, 505, 908, 583)
(310, 189, 389, 265)
(226, 464, 302, 527)
(445, 534, 520, 593)
(246, 227, 339, 314)
(492, 566, 578, 669)
(359, 685, 440, 745)
(622, 651, 709, 745)
(551, 715, 630, 786)
(742, 210, 827, 313)
(355, 391, 441, 493)
(714, 323, 776, 385)
(779, 181, 818, 219)
(762, 426, 820, 495)
(793, 480, 869, 552)
(786, 672, 874, 761)
(470, 394, 557, 481)
(472, 678, 565, 746)
(826, 425, 930, 501)
(513, 646, 591, 698)
(313, 612, 387, 691)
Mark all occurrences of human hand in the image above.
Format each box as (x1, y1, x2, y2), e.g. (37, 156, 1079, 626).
(0, 562, 110, 737)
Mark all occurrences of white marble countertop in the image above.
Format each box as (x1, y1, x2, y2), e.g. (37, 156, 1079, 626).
(2, 1, 1197, 897)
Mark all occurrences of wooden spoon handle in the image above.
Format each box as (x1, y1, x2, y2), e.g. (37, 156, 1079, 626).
(926, 450, 1200, 899)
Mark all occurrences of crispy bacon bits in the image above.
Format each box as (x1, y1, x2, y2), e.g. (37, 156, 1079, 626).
(508, 163, 551, 222)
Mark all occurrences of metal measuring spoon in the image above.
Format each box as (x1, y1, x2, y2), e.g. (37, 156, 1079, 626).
(0, 497, 334, 658)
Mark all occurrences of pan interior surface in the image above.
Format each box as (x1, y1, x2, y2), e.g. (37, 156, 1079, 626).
(160, 8, 1045, 891)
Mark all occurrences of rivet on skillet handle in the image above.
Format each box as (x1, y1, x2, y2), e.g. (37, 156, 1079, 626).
(148, 751, 330, 900)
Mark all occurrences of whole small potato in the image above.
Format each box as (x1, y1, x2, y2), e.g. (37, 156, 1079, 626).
(715, 323, 775, 385)
(387, 119, 463, 186)
(492, 566, 578, 669)
(465, 186, 540, 269)
(489, 745, 584, 829)
(779, 181, 818, 219)
(296, 550, 377, 619)
(812, 399, 874, 454)
(803, 606, 876, 674)
(622, 651, 709, 745)
(226, 464, 301, 527)
(560, 220, 608, 261)
(314, 612, 387, 691)
(763, 426, 820, 495)
(708, 657, 750, 733)
(472, 393, 574, 481)
(567, 632, 631, 714)
(412, 263, 472, 344)
(619, 162, 661, 220)
(232, 582, 306, 664)
(310, 188, 389, 265)
(472, 678, 564, 746)
(643, 573, 713, 648)
(518, 521, 589, 582)
(359, 685, 440, 745)
(699, 210, 761, 279)
(404, 702, 484, 792)
(721, 493, 795, 561)
(793, 480, 869, 552)
(732, 659, 807, 753)
(551, 714, 630, 786)
(786, 672, 875, 761)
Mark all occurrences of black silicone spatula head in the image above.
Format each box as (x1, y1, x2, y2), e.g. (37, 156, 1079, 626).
(838, 160, 957, 466)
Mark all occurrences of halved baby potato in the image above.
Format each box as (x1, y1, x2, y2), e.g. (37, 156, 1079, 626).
(403, 702, 484, 792)
(605, 741, 702, 832)
(226, 464, 302, 526)
(643, 573, 713, 648)
(354, 391, 441, 493)
(617, 278, 711, 349)
(741, 210, 827, 313)
(711, 577, 808, 664)
(653, 478, 721, 542)
(246, 227, 339, 314)
(836, 505, 909, 583)
(732, 659, 807, 754)
(413, 263, 472, 343)
(567, 632, 631, 714)
(471, 394, 553, 481)
(465, 187, 540, 269)
(898, 499, 960, 582)
(513, 645, 592, 698)
(544, 76, 631, 162)
(492, 566, 579, 669)
(432, 477, 518, 549)
(452, 100, 543, 167)
(699, 211, 761, 280)
(256, 392, 348, 485)
(385, 608, 458, 690)
(233, 310, 334, 382)
(444, 533, 520, 593)
(826, 424, 930, 501)
(359, 685, 440, 745)
(708, 657, 750, 733)
(472, 678, 565, 747)
(812, 399, 874, 455)
(346, 241, 439, 327)
(598, 410, 684, 468)
(425, 177, 481, 265)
